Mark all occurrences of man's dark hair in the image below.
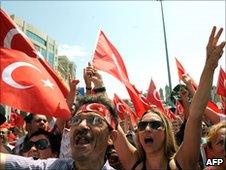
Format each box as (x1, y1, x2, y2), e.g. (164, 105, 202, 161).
(0, 105, 6, 125)
(170, 84, 191, 105)
(24, 113, 34, 123)
(74, 96, 119, 129)
(24, 129, 61, 156)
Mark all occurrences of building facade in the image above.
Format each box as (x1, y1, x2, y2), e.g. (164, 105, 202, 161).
(58, 55, 76, 84)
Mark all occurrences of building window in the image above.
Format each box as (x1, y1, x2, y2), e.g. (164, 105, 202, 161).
(26, 30, 46, 46)
(48, 43, 54, 51)
(34, 44, 40, 51)
(40, 47, 47, 58)
(48, 52, 55, 68)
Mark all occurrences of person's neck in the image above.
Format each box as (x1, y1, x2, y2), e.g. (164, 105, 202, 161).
(75, 157, 106, 170)
(145, 150, 168, 170)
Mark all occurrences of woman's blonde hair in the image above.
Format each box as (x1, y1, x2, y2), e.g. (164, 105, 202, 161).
(136, 107, 178, 161)
(206, 120, 226, 148)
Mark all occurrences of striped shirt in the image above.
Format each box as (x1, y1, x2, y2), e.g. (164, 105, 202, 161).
(5, 154, 115, 170)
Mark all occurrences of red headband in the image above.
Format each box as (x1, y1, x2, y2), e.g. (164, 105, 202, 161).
(76, 103, 114, 128)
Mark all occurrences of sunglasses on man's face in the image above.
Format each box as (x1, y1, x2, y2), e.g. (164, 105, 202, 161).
(138, 120, 164, 131)
(22, 139, 50, 153)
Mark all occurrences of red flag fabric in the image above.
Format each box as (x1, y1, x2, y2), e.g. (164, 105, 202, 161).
(9, 112, 24, 127)
(0, 9, 69, 97)
(146, 79, 165, 112)
(175, 58, 222, 114)
(92, 30, 137, 94)
(92, 30, 128, 80)
(166, 108, 176, 120)
(175, 58, 197, 89)
(216, 67, 226, 97)
(175, 58, 186, 80)
(0, 48, 71, 120)
(126, 85, 150, 118)
(113, 94, 138, 126)
(175, 100, 184, 116)
(207, 100, 224, 114)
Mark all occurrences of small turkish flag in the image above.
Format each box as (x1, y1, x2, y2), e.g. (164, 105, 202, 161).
(113, 93, 138, 126)
(216, 67, 226, 97)
(146, 79, 165, 112)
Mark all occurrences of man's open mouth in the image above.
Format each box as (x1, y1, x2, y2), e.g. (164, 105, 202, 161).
(74, 130, 93, 146)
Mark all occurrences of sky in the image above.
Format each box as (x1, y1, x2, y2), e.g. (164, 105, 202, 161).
(1, 0, 225, 99)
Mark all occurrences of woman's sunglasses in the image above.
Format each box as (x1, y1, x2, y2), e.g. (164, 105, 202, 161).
(138, 120, 164, 131)
(22, 139, 50, 153)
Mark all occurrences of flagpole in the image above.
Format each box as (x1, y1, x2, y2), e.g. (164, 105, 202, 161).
(158, 0, 172, 92)
(90, 27, 102, 64)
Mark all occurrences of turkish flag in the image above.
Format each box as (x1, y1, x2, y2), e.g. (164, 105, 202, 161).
(175, 58, 186, 80)
(126, 85, 150, 118)
(9, 112, 24, 127)
(216, 67, 226, 97)
(146, 79, 165, 112)
(0, 9, 69, 97)
(92, 30, 137, 94)
(175, 58, 197, 89)
(175, 100, 184, 116)
(165, 108, 176, 120)
(0, 48, 71, 120)
(113, 94, 138, 126)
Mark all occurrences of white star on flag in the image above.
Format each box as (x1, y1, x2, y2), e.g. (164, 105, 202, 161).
(41, 79, 54, 89)
(98, 107, 104, 112)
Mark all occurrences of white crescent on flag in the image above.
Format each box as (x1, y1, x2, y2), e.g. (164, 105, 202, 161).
(140, 95, 149, 106)
(116, 102, 125, 113)
(2, 61, 42, 89)
(4, 28, 25, 48)
(153, 89, 162, 102)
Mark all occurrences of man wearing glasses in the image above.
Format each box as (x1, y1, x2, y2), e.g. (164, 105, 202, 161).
(19, 129, 60, 159)
(0, 96, 118, 170)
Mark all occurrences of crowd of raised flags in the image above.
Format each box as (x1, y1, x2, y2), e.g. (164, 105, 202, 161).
(0, 8, 226, 170)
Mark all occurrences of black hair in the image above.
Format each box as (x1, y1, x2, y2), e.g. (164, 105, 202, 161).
(74, 96, 119, 129)
(24, 113, 34, 123)
(0, 105, 6, 125)
(26, 129, 61, 155)
(170, 84, 191, 105)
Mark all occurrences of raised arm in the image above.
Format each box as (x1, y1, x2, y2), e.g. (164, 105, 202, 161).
(182, 73, 196, 96)
(175, 26, 225, 169)
(113, 124, 138, 170)
(56, 78, 79, 132)
(83, 63, 93, 96)
(182, 62, 225, 124)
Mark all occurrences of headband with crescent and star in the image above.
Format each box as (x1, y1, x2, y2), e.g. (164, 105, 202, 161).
(76, 103, 115, 128)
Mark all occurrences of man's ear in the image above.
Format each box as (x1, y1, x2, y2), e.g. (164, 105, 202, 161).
(108, 130, 117, 145)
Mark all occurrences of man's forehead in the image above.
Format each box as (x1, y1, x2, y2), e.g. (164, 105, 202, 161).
(76, 111, 103, 118)
(34, 115, 47, 120)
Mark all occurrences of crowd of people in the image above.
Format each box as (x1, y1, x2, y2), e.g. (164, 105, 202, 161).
(0, 26, 225, 170)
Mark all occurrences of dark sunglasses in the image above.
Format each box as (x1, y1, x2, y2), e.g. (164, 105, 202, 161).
(70, 115, 106, 127)
(138, 120, 164, 131)
(22, 139, 49, 153)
